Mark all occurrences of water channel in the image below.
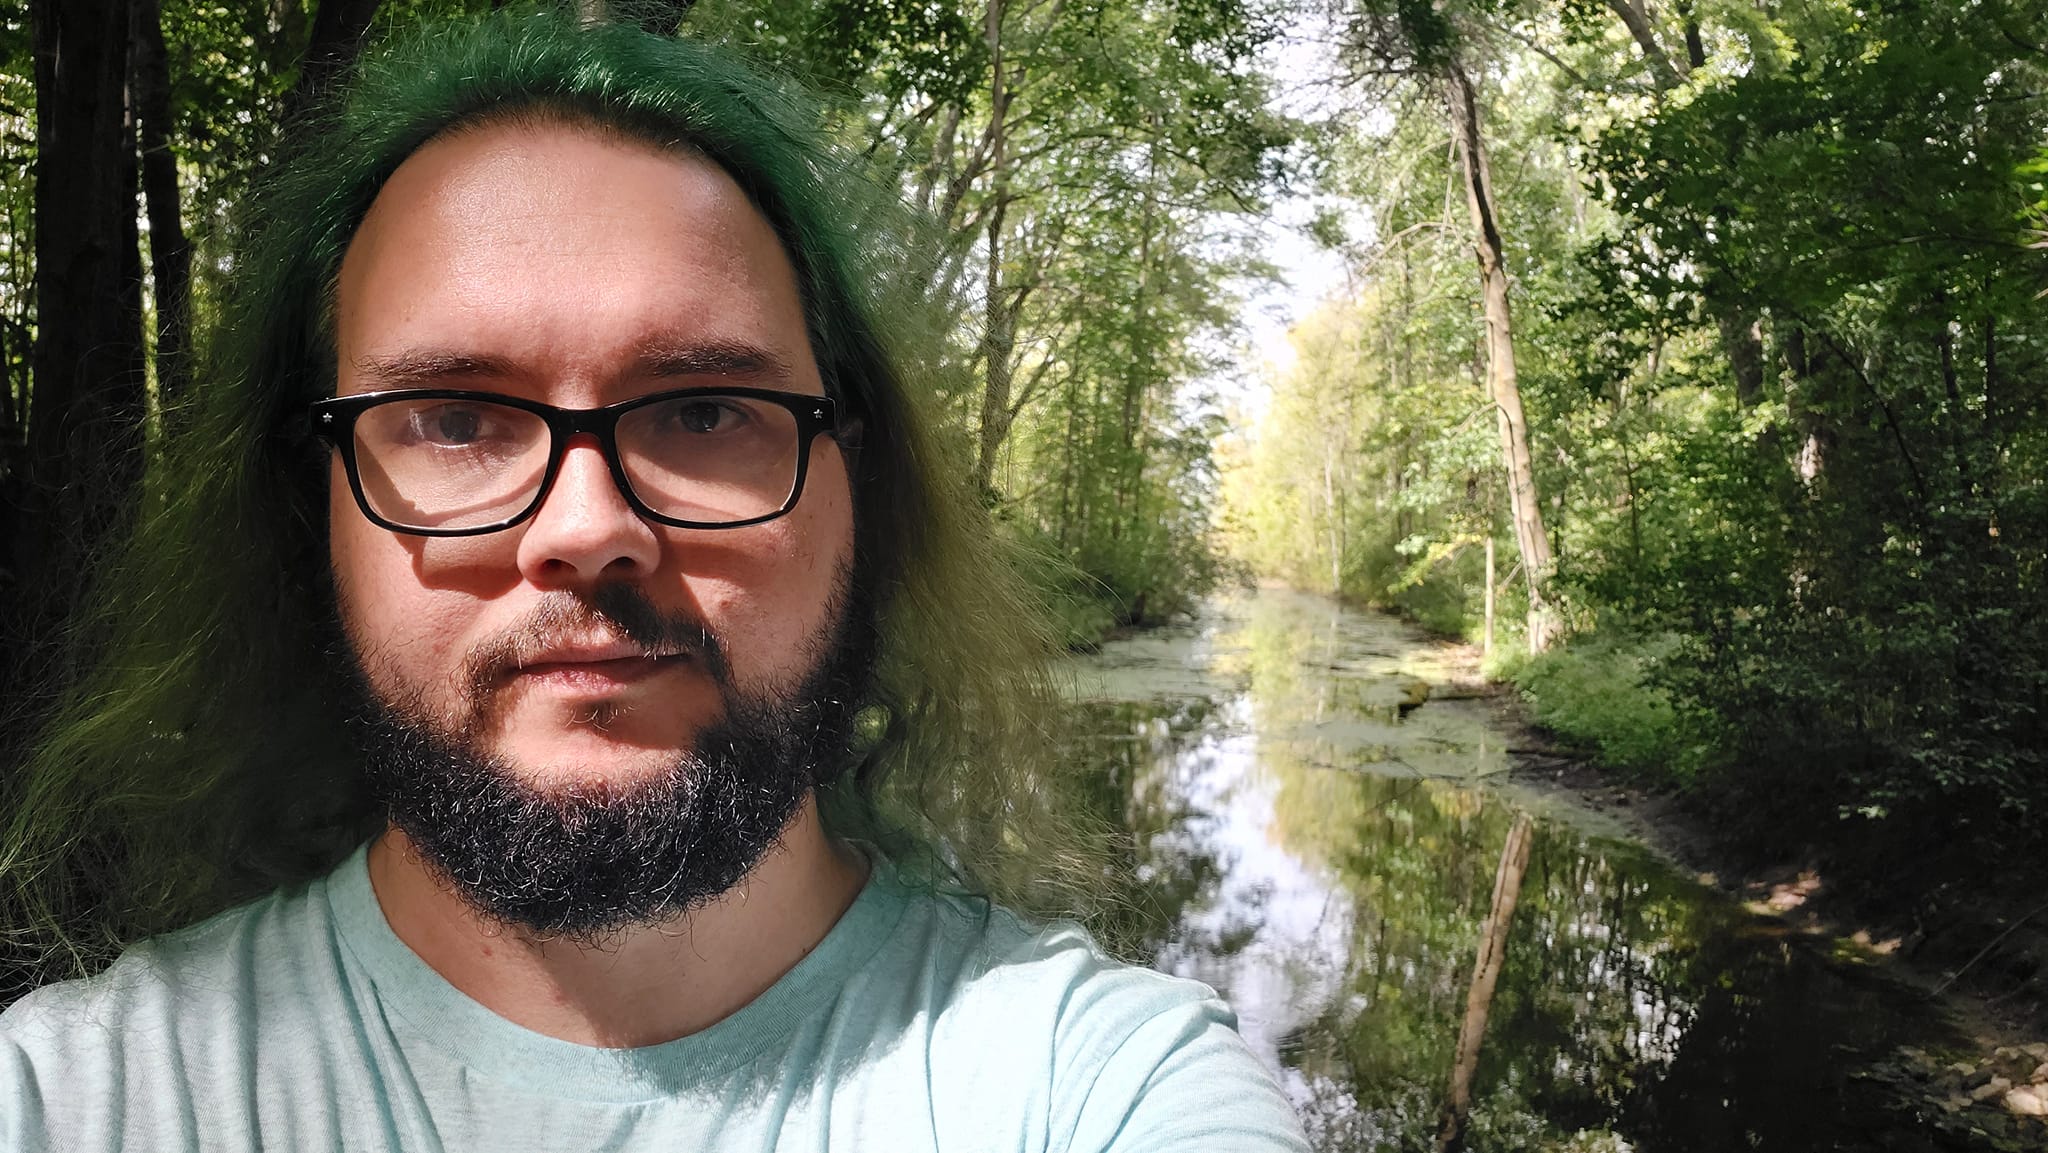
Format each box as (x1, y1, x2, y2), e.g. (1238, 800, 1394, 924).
(1062, 586, 1983, 1153)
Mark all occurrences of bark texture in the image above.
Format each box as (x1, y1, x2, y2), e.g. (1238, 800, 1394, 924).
(20, 0, 147, 604)
(1445, 60, 1556, 652)
(134, 0, 191, 403)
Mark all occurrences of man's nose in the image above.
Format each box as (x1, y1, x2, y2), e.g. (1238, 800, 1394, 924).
(514, 434, 661, 584)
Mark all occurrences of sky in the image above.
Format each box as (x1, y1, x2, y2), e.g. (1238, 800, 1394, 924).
(1205, 19, 1357, 428)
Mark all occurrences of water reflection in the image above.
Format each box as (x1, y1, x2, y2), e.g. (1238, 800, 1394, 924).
(1064, 588, 1967, 1152)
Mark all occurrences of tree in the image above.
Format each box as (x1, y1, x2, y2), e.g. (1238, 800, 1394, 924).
(2, 0, 393, 731)
(687, 0, 1292, 629)
(135, 0, 191, 402)
(1336, 2, 1560, 650)
(18, 0, 146, 623)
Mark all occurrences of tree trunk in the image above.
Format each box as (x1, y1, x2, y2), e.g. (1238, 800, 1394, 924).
(20, 0, 148, 605)
(1112, 143, 1158, 532)
(1436, 811, 1535, 1153)
(1674, 0, 1707, 70)
(134, 0, 191, 404)
(1444, 60, 1556, 652)
(972, 0, 1013, 495)
(1483, 536, 1496, 659)
(1608, 3, 1777, 436)
(1710, 304, 1765, 408)
(1324, 449, 1341, 593)
(1603, 0, 1687, 87)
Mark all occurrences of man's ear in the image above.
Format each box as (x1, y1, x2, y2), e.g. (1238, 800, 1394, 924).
(833, 416, 867, 485)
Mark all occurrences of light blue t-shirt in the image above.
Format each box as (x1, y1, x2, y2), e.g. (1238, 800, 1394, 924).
(0, 846, 1306, 1151)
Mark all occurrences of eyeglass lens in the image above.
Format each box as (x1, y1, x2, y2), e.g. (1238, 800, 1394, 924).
(350, 394, 803, 531)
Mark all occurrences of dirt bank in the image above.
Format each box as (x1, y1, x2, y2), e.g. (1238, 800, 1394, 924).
(1426, 638, 2048, 1148)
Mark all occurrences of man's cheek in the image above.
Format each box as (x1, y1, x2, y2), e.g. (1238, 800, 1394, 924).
(342, 593, 471, 705)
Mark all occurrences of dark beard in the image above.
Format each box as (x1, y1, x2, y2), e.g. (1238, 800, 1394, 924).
(344, 577, 874, 944)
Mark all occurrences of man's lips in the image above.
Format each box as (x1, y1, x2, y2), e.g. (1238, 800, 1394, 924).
(508, 643, 691, 691)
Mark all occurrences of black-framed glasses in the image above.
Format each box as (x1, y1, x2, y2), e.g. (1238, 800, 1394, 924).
(309, 387, 841, 536)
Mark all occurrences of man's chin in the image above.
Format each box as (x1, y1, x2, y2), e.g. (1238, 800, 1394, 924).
(488, 749, 696, 804)
(358, 716, 816, 942)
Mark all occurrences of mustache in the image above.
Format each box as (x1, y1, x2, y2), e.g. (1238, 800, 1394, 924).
(459, 584, 730, 702)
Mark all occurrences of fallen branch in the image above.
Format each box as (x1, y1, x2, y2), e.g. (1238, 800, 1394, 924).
(1930, 896, 2048, 998)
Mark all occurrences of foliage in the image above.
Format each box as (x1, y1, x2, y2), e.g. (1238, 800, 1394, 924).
(1497, 631, 1695, 777)
(1573, 0, 2048, 864)
(687, 0, 1295, 634)
(1225, 0, 2048, 886)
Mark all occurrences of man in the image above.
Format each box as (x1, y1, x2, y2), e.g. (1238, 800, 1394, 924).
(0, 10, 1307, 1152)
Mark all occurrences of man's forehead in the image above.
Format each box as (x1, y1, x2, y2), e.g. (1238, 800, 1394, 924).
(331, 117, 818, 396)
(346, 119, 750, 261)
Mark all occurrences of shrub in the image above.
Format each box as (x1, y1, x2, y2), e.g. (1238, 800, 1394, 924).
(1509, 631, 1698, 779)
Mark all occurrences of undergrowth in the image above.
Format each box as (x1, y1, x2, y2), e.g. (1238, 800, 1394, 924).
(1488, 630, 1701, 781)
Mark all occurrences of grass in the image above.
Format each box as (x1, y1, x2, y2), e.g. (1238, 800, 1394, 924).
(1489, 630, 1700, 780)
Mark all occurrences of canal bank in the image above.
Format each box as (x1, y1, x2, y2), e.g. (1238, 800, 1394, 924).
(1063, 586, 2045, 1151)
(1481, 639, 2048, 1148)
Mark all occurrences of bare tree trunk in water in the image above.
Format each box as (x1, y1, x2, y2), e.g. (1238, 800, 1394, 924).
(1436, 811, 1535, 1153)
(1444, 61, 1555, 652)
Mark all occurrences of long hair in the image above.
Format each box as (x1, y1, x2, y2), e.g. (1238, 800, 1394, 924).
(1, 7, 1098, 994)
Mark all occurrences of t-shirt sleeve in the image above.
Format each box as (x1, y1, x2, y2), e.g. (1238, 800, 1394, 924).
(1060, 981, 1310, 1152)
(0, 986, 99, 1152)
(0, 1026, 43, 1153)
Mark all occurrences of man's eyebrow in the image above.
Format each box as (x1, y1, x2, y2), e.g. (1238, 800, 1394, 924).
(349, 342, 793, 388)
(638, 340, 792, 380)
(352, 351, 517, 389)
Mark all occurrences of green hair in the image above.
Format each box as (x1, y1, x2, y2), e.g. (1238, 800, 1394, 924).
(2, 7, 1103, 995)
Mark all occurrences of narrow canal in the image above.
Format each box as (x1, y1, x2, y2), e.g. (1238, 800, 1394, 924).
(1062, 586, 1988, 1152)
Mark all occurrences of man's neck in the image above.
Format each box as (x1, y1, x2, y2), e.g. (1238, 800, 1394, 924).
(364, 797, 869, 1048)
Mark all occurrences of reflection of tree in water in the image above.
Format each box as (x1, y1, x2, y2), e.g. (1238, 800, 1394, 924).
(1057, 698, 1236, 963)
(1260, 778, 1698, 1149)
(1266, 764, 1955, 1151)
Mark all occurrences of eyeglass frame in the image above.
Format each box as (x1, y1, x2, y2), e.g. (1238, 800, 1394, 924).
(308, 385, 845, 537)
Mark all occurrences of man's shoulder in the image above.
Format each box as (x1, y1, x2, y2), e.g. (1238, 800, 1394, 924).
(0, 872, 362, 1151)
(878, 877, 1214, 1025)
(1, 871, 340, 1053)
(861, 878, 1231, 1069)
(858, 879, 1307, 1151)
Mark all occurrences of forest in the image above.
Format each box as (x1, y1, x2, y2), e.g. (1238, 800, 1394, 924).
(1221, 0, 2048, 916)
(1, 0, 2045, 1136)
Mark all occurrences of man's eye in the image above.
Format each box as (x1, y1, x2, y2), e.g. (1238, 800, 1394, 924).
(669, 400, 745, 435)
(409, 405, 493, 446)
